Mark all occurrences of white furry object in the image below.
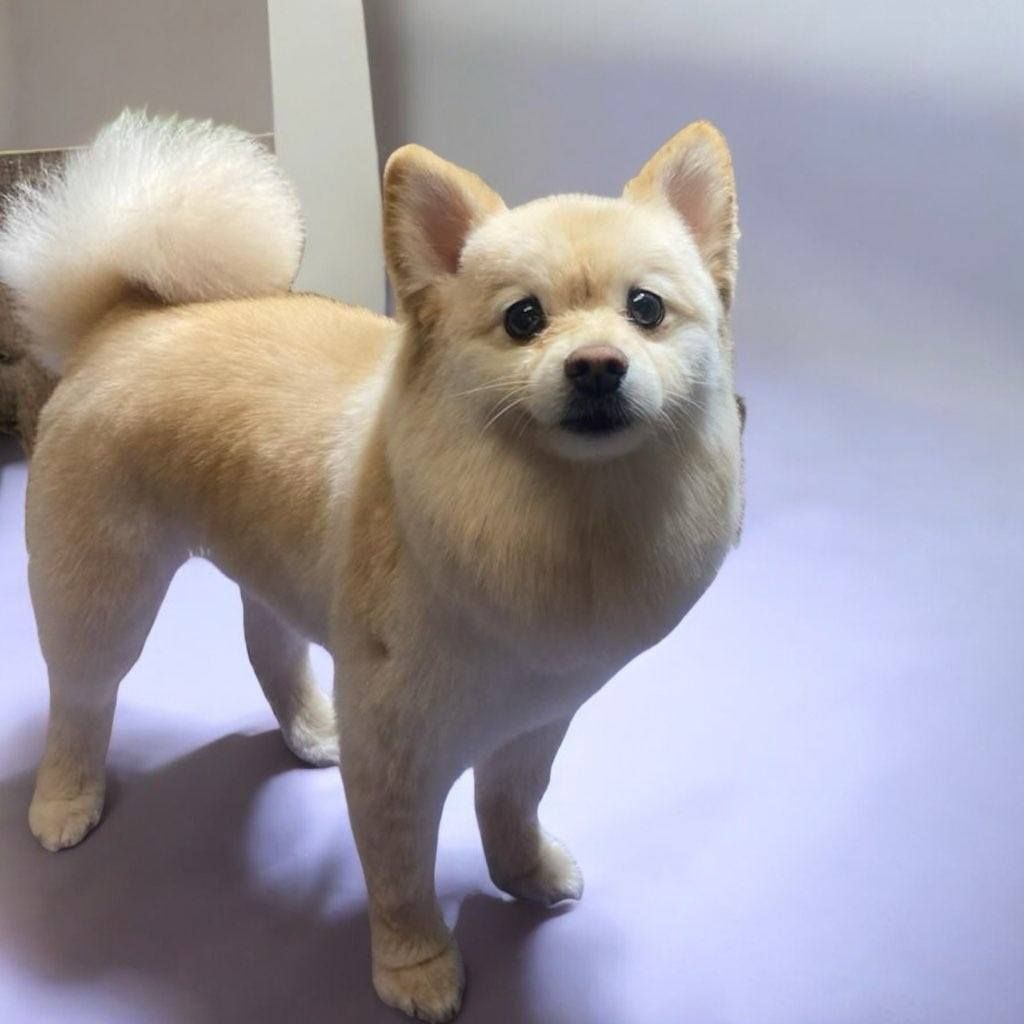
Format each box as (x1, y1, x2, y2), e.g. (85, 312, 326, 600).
(0, 110, 304, 372)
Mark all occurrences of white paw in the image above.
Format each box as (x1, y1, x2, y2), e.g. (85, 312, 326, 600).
(29, 789, 104, 852)
(281, 690, 340, 767)
(373, 941, 465, 1023)
(283, 723, 340, 767)
(493, 834, 584, 906)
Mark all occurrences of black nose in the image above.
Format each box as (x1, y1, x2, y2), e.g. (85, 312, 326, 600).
(564, 345, 629, 397)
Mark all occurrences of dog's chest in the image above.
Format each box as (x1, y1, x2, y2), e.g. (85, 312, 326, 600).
(425, 500, 733, 680)
(462, 476, 734, 663)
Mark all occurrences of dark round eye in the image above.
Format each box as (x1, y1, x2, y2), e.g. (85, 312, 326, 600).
(626, 287, 665, 328)
(504, 296, 546, 342)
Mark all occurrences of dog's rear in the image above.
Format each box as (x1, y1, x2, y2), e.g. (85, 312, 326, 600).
(0, 113, 347, 852)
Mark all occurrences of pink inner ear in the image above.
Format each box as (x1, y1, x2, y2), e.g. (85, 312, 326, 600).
(415, 176, 474, 275)
(663, 153, 720, 246)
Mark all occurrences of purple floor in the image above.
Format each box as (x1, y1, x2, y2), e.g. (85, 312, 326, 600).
(1, 218, 1022, 1022)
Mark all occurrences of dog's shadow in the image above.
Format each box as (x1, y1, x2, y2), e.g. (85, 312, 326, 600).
(0, 726, 597, 1024)
(0, 436, 25, 500)
(0, 436, 22, 465)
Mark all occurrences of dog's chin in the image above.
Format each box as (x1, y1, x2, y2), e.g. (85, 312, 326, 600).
(543, 408, 649, 463)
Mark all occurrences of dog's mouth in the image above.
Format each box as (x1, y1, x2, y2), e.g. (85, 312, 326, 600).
(559, 396, 633, 435)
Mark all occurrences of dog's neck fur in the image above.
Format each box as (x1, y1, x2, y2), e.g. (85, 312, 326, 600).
(354, 325, 742, 672)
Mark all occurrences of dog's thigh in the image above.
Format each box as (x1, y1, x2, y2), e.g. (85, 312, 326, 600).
(25, 453, 182, 851)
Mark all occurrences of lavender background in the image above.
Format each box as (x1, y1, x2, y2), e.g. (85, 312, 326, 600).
(1, 3, 1022, 1021)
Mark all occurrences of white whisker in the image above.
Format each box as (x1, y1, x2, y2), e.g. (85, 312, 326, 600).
(451, 377, 530, 400)
(482, 395, 529, 433)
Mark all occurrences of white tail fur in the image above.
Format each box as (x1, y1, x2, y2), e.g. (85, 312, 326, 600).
(0, 110, 304, 373)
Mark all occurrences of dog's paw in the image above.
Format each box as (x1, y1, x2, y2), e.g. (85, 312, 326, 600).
(494, 834, 584, 906)
(29, 789, 104, 852)
(373, 942, 465, 1023)
(281, 689, 340, 767)
(282, 722, 340, 768)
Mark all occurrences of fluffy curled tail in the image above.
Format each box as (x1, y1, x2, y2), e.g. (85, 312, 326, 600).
(0, 110, 304, 373)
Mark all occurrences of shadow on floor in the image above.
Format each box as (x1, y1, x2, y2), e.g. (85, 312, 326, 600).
(0, 727, 591, 1023)
(0, 435, 22, 464)
(0, 437, 26, 513)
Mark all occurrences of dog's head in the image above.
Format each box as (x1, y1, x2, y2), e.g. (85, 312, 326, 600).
(383, 122, 738, 463)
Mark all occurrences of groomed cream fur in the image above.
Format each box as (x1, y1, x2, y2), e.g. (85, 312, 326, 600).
(0, 111, 744, 1022)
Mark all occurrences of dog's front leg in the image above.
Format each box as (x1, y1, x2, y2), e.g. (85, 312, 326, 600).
(340, 698, 464, 1023)
(474, 716, 583, 906)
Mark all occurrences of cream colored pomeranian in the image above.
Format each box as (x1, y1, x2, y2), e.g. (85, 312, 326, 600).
(0, 111, 744, 1021)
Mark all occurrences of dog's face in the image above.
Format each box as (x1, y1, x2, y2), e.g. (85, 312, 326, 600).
(384, 122, 738, 463)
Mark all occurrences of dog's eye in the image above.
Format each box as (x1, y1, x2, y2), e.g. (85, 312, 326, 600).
(504, 296, 546, 342)
(626, 287, 665, 329)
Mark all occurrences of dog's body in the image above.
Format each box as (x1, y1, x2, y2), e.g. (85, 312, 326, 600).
(0, 112, 743, 1021)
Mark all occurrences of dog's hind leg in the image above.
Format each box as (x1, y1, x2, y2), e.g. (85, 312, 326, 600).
(240, 590, 339, 767)
(27, 510, 181, 852)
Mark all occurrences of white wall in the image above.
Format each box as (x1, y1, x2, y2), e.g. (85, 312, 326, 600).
(1, 0, 384, 309)
(268, 0, 383, 308)
(0, 0, 273, 151)
(363, 0, 1020, 200)
(362, 0, 1020, 392)
(0, 3, 15, 149)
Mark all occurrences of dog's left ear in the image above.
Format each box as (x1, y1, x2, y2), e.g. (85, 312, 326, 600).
(624, 121, 738, 310)
(383, 144, 506, 316)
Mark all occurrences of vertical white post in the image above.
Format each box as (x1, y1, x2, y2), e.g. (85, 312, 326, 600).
(267, 0, 384, 311)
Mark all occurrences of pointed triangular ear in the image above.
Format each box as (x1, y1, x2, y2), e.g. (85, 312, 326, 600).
(383, 144, 505, 313)
(624, 121, 738, 310)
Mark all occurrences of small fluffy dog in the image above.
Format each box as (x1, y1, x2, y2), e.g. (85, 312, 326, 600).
(0, 111, 744, 1021)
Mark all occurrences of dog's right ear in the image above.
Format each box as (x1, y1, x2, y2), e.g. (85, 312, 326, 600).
(383, 145, 505, 315)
